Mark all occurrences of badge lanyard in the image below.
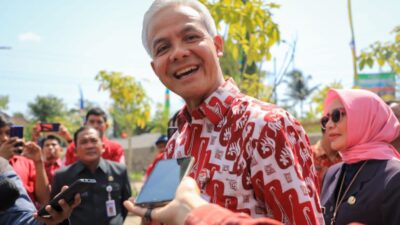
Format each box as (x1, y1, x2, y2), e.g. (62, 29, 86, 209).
(106, 184, 117, 217)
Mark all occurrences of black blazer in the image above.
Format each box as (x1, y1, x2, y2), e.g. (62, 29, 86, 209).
(52, 159, 131, 225)
(321, 159, 400, 225)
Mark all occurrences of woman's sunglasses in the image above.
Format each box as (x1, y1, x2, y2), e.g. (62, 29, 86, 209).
(320, 108, 346, 129)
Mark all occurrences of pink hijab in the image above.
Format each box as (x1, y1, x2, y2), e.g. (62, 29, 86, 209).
(324, 88, 400, 164)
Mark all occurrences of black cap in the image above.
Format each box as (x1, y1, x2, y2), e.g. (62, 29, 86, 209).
(155, 135, 168, 145)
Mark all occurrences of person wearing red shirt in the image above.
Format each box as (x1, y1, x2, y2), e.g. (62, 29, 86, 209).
(40, 135, 64, 184)
(133, 1, 323, 224)
(0, 114, 50, 206)
(63, 107, 125, 166)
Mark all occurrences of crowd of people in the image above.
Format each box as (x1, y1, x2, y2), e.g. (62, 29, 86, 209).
(1, 0, 400, 225)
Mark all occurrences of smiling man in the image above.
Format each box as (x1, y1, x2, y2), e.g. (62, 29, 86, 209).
(51, 127, 131, 225)
(131, 1, 323, 224)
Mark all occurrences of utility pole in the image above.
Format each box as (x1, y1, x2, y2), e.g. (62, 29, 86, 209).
(347, 0, 358, 86)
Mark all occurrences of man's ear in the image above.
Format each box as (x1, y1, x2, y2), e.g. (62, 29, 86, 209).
(214, 35, 224, 58)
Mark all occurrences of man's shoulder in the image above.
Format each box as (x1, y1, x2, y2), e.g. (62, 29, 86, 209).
(104, 138, 123, 149)
(234, 96, 294, 122)
(10, 155, 35, 167)
(103, 159, 127, 173)
(54, 162, 79, 177)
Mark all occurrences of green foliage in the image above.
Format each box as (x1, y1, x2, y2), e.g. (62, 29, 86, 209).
(0, 95, 9, 110)
(96, 71, 151, 171)
(200, 0, 280, 100)
(129, 171, 144, 182)
(28, 95, 67, 122)
(148, 103, 169, 134)
(239, 73, 273, 102)
(283, 69, 318, 118)
(311, 81, 343, 118)
(96, 71, 151, 134)
(358, 25, 400, 74)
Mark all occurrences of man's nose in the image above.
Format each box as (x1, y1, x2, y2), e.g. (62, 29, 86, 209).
(170, 44, 189, 61)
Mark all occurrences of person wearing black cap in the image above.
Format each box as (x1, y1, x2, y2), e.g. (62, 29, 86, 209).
(144, 135, 168, 179)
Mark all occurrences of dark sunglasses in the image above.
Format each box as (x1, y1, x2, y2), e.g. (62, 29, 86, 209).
(321, 108, 346, 129)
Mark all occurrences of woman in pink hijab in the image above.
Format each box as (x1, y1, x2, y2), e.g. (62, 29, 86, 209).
(320, 88, 400, 225)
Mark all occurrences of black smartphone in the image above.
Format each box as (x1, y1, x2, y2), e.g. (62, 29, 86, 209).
(9, 125, 23, 138)
(38, 178, 96, 218)
(40, 123, 60, 132)
(135, 157, 194, 208)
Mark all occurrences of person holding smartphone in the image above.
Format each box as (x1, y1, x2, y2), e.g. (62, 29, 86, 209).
(40, 135, 64, 184)
(138, 0, 323, 224)
(0, 114, 50, 207)
(0, 156, 80, 225)
(51, 127, 131, 225)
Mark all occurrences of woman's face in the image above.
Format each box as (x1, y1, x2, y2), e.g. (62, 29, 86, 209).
(324, 99, 347, 151)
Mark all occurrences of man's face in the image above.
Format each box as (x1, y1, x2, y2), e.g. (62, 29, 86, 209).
(0, 126, 10, 144)
(43, 139, 62, 163)
(156, 142, 167, 153)
(75, 128, 103, 164)
(85, 115, 107, 136)
(148, 5, 224, 104)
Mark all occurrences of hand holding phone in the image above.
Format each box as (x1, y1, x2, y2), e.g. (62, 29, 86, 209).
(135, 157, 194, 208)
(38, 178, 96, 218)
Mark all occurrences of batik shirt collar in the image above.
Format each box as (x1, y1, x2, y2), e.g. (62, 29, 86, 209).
(177, 78, 241, 131)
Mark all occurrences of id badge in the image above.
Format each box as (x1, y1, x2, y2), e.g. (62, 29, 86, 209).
(106, 200, 117, 217)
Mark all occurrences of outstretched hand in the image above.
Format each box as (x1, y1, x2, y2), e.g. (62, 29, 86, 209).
(34, 186, 81, 225)
(124, 177, 207, 225)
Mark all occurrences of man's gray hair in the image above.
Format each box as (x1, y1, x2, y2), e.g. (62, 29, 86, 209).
(142, 0, 218, 57)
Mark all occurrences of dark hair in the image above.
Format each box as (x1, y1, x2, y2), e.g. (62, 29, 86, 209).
(40, 135, 62, 148)
(0, 113, 12, 129)
(85, 107, 107, 123)
(0, 179, 19, 212)
(73, 126, 101, 146)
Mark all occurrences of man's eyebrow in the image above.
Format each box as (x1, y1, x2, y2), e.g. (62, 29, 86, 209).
(180, 25, 199, 34)
(151, 26, 201, 50)
(152, 38, 167, 50)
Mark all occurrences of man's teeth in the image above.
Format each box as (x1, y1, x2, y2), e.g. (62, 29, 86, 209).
(176, 66, 198, 76)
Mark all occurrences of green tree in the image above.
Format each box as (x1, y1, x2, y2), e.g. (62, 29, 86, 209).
(311, 81, 343, 118)
(28, 95, 67, 122)
(283, 69, 318, 118)
(95, 71, 151, 171)
(148, 103, 169, 134)
(0, 95, 9, 110)
(200, 0, 280, 100)
(358, 26, 400, 74)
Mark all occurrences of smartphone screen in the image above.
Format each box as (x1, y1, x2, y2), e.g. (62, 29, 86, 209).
(9, 125, 24, 138)
(40, 123, 60, 132)
(135, 157, 194, 207)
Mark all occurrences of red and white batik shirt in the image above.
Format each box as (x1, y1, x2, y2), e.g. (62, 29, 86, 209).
(165, 79, 324, 225)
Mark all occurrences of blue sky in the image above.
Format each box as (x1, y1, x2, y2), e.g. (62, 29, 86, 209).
(1, 0, 399, 117)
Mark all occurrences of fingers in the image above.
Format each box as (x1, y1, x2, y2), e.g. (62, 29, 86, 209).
(60, 185, 69, 192)
(123, 199, 147, 216)
(70, 193, 81, 208)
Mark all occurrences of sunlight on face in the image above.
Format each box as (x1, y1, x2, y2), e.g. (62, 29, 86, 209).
(325, 99, 347, 151)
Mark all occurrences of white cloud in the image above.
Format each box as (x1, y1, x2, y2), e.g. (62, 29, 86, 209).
(18, 32, 42, 42)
